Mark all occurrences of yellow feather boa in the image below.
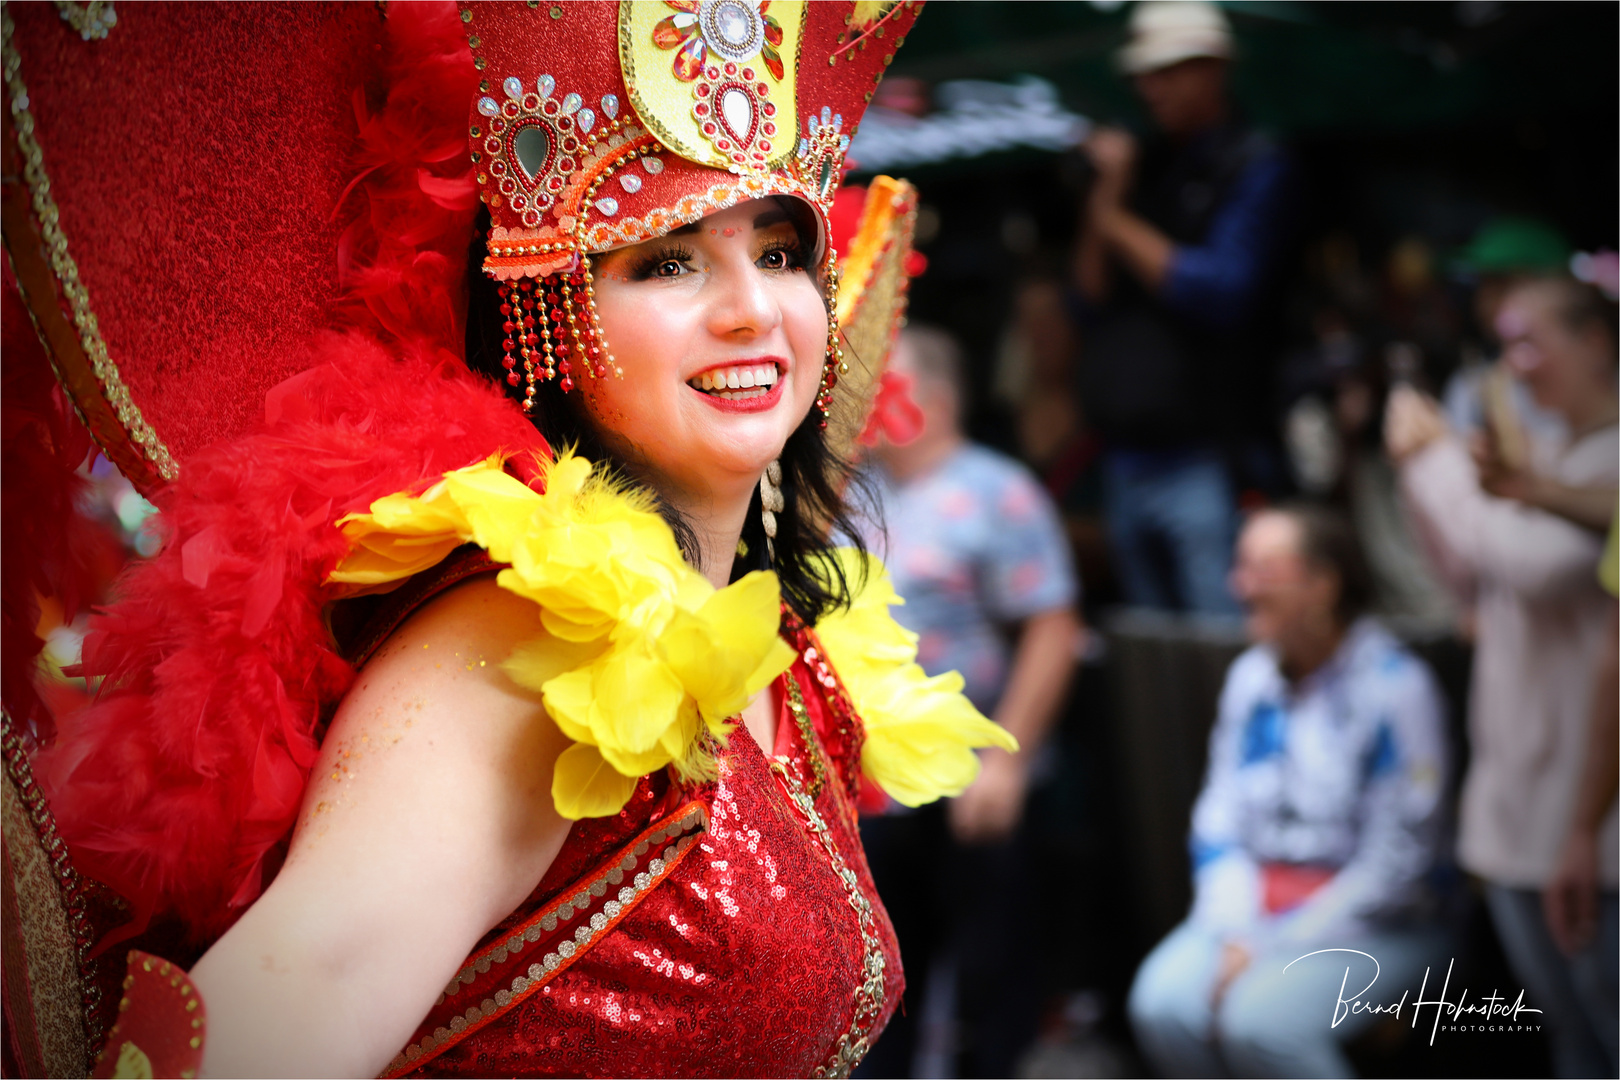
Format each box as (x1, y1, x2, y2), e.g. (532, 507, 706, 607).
(328, 452, 1016, 818)
(814, 548, 1018, 806)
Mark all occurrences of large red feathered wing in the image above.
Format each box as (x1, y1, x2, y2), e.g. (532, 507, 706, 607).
(9, 1, 544, 944)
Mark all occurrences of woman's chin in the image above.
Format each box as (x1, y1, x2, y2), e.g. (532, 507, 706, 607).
(704, 433, 791, 476)
(684, 390, 806, 457)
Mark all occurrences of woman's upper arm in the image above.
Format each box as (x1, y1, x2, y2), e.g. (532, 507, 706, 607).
(190, 575, 574, 1078)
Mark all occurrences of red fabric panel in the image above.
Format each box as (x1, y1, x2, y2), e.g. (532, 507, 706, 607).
(7, 3, 386, 463)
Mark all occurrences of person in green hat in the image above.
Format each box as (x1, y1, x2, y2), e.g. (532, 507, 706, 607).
(1456, 216, 1573, 277)
(1442, 216, 1573, 452)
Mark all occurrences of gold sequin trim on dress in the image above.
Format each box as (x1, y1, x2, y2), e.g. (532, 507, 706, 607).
(2, 712, 104, 1074)
(770, 758, 886, 1078)
(382, 802, 708, 1077)
(783, 668, 827, 799)
(1, 9, 178, 482)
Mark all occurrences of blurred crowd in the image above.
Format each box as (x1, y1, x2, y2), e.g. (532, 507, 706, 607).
(849, 3, 1619, 1078)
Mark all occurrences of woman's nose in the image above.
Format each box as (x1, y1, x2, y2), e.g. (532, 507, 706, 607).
(706, 257, 780, 339)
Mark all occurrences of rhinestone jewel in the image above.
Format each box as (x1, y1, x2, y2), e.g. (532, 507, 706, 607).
(595, 196, 619, 216)
(601, 94, 619, 120)
(577, 107, 595, 134)
(619, 173, 642, 193)
(503, 76, 524, 100)
(717, 4, 750, 45)
(642, 156, 665, 175)
(537, 74, 556, 98)
(562, 93, 582, 115)
(477, 96, 500, 118)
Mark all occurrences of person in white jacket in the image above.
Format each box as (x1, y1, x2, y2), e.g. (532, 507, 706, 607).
(1129, 504, 1450, 1078)
(1387, 275, 1618, 1078)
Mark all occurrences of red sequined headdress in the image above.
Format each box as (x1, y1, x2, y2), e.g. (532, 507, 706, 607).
(461, 0, 921, 410)
(470, 0, 917, 264)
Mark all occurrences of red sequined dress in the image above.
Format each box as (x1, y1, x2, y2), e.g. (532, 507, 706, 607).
(345, 562, 901, 1078)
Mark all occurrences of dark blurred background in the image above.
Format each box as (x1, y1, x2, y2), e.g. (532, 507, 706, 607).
(877, 1, 1616, 455)
(842, 3, 1618, 1077)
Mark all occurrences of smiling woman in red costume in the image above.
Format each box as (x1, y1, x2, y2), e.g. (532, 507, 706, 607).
(0, 1, 1023, 1077)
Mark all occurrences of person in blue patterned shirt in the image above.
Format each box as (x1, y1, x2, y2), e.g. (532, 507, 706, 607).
(852, 324, 1082, 1077)
(1129, 505, 1451, 1077)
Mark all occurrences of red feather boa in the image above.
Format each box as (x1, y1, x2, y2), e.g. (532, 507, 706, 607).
(31, 1, 546, 945)
(36, 341, 544, 944)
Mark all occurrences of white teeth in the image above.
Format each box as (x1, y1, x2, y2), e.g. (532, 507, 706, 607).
(687, 363, 782, 395)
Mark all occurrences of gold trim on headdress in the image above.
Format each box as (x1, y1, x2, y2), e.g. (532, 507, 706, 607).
(827, 176, 918, 460)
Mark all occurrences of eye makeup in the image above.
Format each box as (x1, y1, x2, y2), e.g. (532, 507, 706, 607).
(615, 242, 697, 281)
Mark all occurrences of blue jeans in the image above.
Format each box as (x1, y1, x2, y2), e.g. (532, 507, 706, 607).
(1129, 919, 1449, 1078)
(1485, 884, 1619, 1078)
(1103, 448, 1239, 614)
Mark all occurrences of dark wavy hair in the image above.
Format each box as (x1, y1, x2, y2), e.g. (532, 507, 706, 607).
(1275, 502, 1374, 626)
(463, 205, 872, 624)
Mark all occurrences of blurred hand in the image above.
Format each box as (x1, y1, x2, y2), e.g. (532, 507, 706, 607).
(1083, 127, 1138, 200)
(1384, 385, 1449, 463)
(1211, 940, 1252, 1007)
(948, 750, 1028, 845)
(1544, 827, 1601, 956)
(1471, 430, 1540, 504)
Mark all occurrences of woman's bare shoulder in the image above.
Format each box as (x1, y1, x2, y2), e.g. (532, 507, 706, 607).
(191, 575, 576, 1077)
(355, 572, 540, 693)
(288, 573, 572, 926)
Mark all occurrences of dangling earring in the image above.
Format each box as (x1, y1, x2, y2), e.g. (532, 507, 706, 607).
(815, 252, 845, 427)
(759, 459, 783, 564)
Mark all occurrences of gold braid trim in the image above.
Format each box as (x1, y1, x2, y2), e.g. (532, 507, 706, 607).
(2, 8, 178, 482)
(770, 756, 885, 1078)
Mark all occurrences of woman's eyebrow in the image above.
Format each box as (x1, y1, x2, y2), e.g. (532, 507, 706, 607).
(667, 221, 701, 236)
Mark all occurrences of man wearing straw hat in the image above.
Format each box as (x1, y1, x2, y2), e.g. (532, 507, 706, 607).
(1073, 0, 1295, 615)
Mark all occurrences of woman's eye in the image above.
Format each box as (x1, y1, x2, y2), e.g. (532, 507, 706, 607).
(758, 247, 799, 271)
(654, 258, 685, 278)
